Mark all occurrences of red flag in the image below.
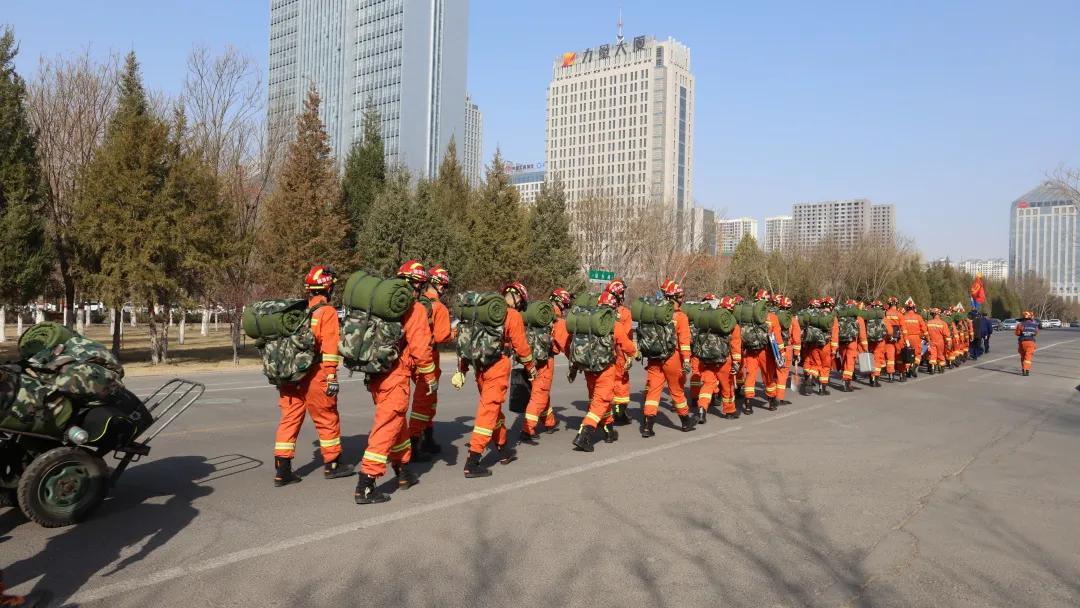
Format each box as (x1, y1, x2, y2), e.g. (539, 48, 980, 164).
(970, 273, 986, 305)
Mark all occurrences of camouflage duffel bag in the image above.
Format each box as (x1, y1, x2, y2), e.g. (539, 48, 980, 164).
(25, 333, 125, 400)
(339, 309, 404, 374)
(566, 333, 615, 373)
(0, 366, 73, 436)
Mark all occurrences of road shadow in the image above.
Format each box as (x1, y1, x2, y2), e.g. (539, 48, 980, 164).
(5, 455, 217, 606)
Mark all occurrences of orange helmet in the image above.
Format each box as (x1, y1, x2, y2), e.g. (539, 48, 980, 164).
(428, 264, 450, 286)
(1021, 310, 1034, 319)
(397, 260, 428, 283)
(754, 288, 771, 301)
(718, 296, 737, 310)
(550, 288, 571, 309)
(605, 278, 627, 299)
(660, 279, 683, 298)
(304, 265, 337, 291)
(502, 281, 528, 304)
(598, 291, 619, 308)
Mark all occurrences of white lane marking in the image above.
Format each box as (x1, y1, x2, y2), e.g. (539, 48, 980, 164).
(66, 337, 1080, 604)
(67, 398, 842, 604)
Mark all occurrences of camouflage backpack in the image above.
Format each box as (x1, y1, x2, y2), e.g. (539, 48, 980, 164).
(23, 333, 125, 401)
(740, 323, 769, 351)
(866, 318, 887, 342)
(339, 309, 404, 375)
(455, 321, 505, 370)
(526, 325, 554, 363)
(690, 330, 731, 363)
(248, 300, 323, 386)
(566, 332, 615, 372)
(838, 316, 860, 343)
(636, 323, 676, 360)
(0, 365, 74, 436)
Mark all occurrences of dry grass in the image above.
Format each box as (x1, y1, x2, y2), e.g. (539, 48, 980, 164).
(0, 323, 262, 376)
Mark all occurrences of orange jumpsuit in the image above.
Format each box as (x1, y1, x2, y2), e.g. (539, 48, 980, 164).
(523, 308, 569, 434)
(1015, 321, 1038, 371)
(643, 308, 691, 417)
(926, 317, 952, 367)
(839, 316, 868, 382)
(775, 316, 801, 400)
(697, 325, 742, 415)
(803, 317, 839, 387)
(360, 302, 435, 478)
(612, 305, 633, 416)
(581, 312, 637, 429)
(743, 312, 786, 401)
(899, 311, 928, 374)
(408, 288, 452, 436)
(466, 308, 534, 454)
(883, 307, 902, 375)
(275, 294, 344, 462)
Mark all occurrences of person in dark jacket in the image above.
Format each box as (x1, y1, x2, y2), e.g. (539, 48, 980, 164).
(979, 312, 994, 353)
(969, 311, 985, 359)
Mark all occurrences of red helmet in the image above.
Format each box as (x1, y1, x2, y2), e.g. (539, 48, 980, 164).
(304, 265, 337, 291)
(550, 288, 571, 309)
(887, 296, 899, 305)
(904, 297, 916, 309)
(734, 295, 745, 304)
(1021, 310, 1034, 319)
(502, 281, 528, 304)
(770, 293, 784, 306)
(754, 289, 771, 301)
(660, 279, 683, 298)
(428, 264, 450, 286)
(718, 296, 737, 311)
(779, 296, 793, 309)
(871, 299, 884, 308)
(702, 293, 718, 301)
(822, 296, 836, 307)
(605, 278, 627, 298)
(598, 291, 619, 308)
(810, 298, 821, 308)
(845, 298, 857, 306)
(930, 307, 941, 315)
(397, 260, 428, 283)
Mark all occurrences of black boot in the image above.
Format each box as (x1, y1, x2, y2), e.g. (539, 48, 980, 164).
(843, 380, 853, 392)
(800, 376, 812, 396)
(409, 435, 433, 462)
(743, 399, 755, 415)
(323, 458, 355, 480)
(464, 451, 491, 478)
(573, 426, 596, 452)
(392, 463, 418, 489)
(602, 424, 619, 443)
(640, 415, 656, 438)
(766, 398, 779, 411)
(518, 429, 540, 446)
(354, 474, 390, 504)
(613, 405, 631, 426)
(911, 368, 918, 378)
(697, 407, 708, 424)
(274, 457, 302, 487)
(679, 413, 698, 432)
(928, 366, 936, 375)
(819, 383, 831, 396)
(496, 443, 518, 465)
(900, 371, 907, 382)
(420, 427, 442, 454)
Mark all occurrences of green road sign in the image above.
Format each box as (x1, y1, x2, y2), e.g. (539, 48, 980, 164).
(588, 269, 615, 281)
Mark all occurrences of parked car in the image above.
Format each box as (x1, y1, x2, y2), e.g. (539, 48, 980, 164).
(1048, 319, 1062, 328)
(1001, 318, 1019, 330)
(1070, 320, 1080, 328)
(1039, 319, 1052, 329)
(990, 318, 1002, 331)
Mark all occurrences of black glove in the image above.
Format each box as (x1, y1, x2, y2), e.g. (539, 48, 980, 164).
(325, 374, 339, 397)
(567, 368, 578, 384)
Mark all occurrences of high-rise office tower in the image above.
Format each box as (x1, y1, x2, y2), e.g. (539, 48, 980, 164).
(764, 215, 794, 253)
(791, 199, 896, 250)
(268, 0, 468, 179)
(1009, 182, 1079, 302)
(463, 93, 483, 186)
(717, 217, 758, 255)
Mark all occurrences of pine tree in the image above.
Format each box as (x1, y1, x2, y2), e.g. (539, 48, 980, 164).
(523, 179, 580, 294)
(0, 28, 52, 322)
(726, 233, 766, 297)
(75, 52, 170, 356)
(432, 136, 470, 222)
(256, 85, 349, 296)
(458, 149, 527, 289)
(341, 96, 385, 245)
(357, 172, 449, 277)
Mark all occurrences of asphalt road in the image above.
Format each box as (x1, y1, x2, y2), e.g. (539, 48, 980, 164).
(3, 330, 1079, 607)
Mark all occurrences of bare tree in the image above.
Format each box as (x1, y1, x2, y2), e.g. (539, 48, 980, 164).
(27, 50, 119, 328)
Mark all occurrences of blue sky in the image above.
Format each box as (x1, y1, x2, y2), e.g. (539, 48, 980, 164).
(5, 0, 1079, 259)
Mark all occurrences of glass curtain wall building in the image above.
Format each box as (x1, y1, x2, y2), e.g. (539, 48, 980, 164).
(1009, 182, 1079, 302)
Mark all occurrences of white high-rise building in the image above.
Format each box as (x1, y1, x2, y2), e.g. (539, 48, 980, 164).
(791, 199, 896, 250)
(268, 0, 469, 179)
(546, 33, 694, 251)
(463, 94, 483, 186)
(1009, 182, 1079, 302)
(507, 162, 546, 205)
(688, 207, 716, 255)
(764, 215, 793, 253)
(956, 259, 1009, 282)
(717, 217, 758, 255)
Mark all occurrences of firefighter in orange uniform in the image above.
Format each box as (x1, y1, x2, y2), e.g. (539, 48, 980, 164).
(407, 264, 453, 460)
(605, 279, 634, 426)
(641, 279, 696, 437)
(452, 281, 535, 478)
(882, 297, 903, 382)
(690, 293, 720, 412)
(740, 289, 786, 410)
(354, 261, 437, 504)
(773, 294, 800, 404)
(519, 288, 571, 444)
(925, 308, 952, 375)
(866, 300, 888, 387)
(799, 299, 822, 396)
(898, 298, 929, 379)
(273, 266, 353, 487)
(817, 297, 841, 394)
(572, 290, 638, 452)
(697, 296, 743, 420)
(838, 299, 868, 392)
(1016, 310, 1038, 376)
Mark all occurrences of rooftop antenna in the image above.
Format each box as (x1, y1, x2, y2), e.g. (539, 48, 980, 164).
(617, 7, 624, 43)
